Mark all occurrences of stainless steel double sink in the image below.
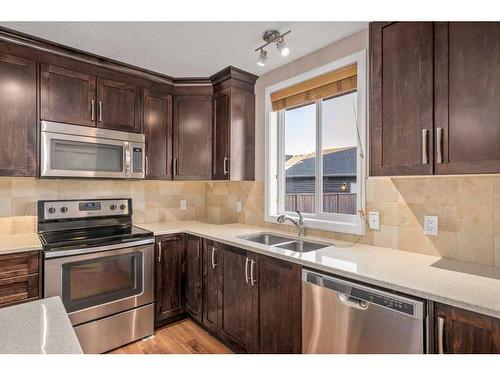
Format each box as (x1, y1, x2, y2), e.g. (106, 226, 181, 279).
(237, 232, 329, 253)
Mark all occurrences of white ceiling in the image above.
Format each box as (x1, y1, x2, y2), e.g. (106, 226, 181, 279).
(0, 22, 367, 77)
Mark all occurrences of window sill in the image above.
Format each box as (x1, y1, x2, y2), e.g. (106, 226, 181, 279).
(265, 213, 365, 236)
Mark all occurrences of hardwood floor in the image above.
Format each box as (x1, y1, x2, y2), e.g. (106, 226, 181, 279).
(109, 319, 233, 354)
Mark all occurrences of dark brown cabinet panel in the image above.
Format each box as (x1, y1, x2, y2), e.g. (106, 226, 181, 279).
(40, 64, 96, 127)
(219, 245, 254, 352)
(0, 53, 37, 176)
(0, 251, 40, 308)
(143, 88, 173, 179)
(254, 254, 302, 353)
(185, 234, 203, 321)
(434, 22, 500, 174)
(434, 303, 500, 354)
(97, 78, 141, 133)
(370, 22, 434, 176)
(212, 89, 230, 180)
(173, 95, 212, 180)
(202, 239, 220, 332)
(155, 234, 185, 324)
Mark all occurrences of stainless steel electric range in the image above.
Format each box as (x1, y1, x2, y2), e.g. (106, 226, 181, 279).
(37, 198, 154, 354)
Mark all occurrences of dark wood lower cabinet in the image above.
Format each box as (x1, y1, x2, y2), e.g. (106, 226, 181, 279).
(185, 235, 203, 322)
(154, 234, 185, 324)
(254, 254, 302, 353)
(218, 245, 255, 352)
(0, 251, 40, 308)
(434, 303, 500, 353)
(202, 239, 220, 333)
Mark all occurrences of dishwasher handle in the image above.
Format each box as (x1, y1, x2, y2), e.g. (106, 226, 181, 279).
(337, 292, 369, 310)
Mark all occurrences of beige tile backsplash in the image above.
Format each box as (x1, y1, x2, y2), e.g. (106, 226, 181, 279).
(1, 175, 499, 267)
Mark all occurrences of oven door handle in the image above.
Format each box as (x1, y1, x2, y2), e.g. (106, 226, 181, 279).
(44, 238, 154, 259)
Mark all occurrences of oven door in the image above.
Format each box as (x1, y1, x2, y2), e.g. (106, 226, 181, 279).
(44, 243, 154, 326)
(40, 130, 129, 178)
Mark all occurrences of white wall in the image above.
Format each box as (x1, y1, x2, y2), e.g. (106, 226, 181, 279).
(254, 28, 369, 181)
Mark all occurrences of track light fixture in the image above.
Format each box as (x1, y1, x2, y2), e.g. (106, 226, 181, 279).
(255, 29, 291, 67)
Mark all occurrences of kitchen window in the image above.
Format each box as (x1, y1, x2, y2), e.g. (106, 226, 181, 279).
(265, 51, 366, 235)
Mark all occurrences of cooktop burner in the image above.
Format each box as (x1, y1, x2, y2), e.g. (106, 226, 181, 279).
(37, 198, 153, 253)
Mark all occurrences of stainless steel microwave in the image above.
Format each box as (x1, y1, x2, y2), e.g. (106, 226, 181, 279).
(40, 121, 145, 179)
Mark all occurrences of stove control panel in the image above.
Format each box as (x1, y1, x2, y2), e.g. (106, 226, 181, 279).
(40, 199, 131, 221)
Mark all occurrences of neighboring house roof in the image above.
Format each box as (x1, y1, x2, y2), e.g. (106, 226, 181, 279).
(285, 147, 356, 177)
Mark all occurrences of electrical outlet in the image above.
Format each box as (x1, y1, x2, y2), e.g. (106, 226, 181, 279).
(236, 201, 242, 213)
(424, 215, 438, 236)
(368, 212, 380, 230)
(180, 200, 187, 210)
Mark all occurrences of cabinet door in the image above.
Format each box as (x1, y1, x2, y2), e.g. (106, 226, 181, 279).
(155, 234, 185, 323)
(40, 64, 96, 127)
(219, 245, 254, 352)
(435, 22, 500, 174)
(202, 239, 220, 332)
(143, 88, 173, 179)
(254, 254, 302, 353)
(185, 234, 203, 321)
(370, 22, 434, 176)
(435, 303, 500, 353)
(97, 78, 141, 133)
(212, 89, 230, 180)
(173, 96, 212, 180)
(0, 53, 37, 176)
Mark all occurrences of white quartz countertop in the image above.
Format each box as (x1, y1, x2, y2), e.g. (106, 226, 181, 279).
(0, 233, 42, 256)
(137, 221, 500, 319)
(0, 297, 82, 354)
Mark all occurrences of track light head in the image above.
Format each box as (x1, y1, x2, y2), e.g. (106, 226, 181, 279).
(257, 49, 267, 67)
(276, 39, 290, 57)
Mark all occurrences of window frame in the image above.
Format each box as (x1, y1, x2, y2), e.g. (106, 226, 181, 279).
(265, 50, 367, 235)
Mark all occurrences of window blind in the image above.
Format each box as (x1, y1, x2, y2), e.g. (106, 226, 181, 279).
(271, 63, 357, 111)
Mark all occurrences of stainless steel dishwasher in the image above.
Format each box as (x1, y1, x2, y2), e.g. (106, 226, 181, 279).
(302, 269, 426, 354)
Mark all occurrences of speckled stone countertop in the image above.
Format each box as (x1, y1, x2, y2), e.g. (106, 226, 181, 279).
(0, 233, 42, 255)
(137, 221, 500, 319)
(0, 297, 82, 354)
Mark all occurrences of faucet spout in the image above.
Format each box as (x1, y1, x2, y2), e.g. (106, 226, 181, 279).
(276, 211, 305, 236)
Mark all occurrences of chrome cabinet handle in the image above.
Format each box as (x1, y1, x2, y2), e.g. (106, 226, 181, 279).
(145, 155, 149, 176)
(437, 316, 445, 354)
(91, 99, 95, 121)
(157, 242, 162, 263)
(173, 158, 178, 176)
(223, 155, 229, 176)
(211, 246, 217, 269)
(421, 129, 429, 165)
(245, 257, 250, 283)
(436, 127, 443, 164)
(98, 101, 103, 122)
(250, 259, 257, 286)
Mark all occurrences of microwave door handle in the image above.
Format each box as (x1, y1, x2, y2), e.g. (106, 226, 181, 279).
(125, 143, 131, 176)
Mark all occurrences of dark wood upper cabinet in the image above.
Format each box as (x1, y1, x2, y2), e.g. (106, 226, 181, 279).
(212, 89, 230, 180)
(370, 22, 434, 176)
(173, 95, 212, 180)
(0, 53, 37, 176)
(143, 88, 173, 179)
(211, 67, 257, 181)
(40, 64, 97, 127)
(185, 234, 203, 322)
(96, 78, 141, 133)
(434, 303, 500, 354)
(202, 239, 221, 333)
(155, 234, 185, 324)
(434, 22, 500, 174)
(219, 244, 254, 353)
(254, 254, 302, 354)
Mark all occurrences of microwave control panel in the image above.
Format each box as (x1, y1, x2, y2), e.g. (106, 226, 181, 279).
(132, 147, 143, 173)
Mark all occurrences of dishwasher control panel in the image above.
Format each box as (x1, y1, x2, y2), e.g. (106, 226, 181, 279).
(353, 290, 415, 316)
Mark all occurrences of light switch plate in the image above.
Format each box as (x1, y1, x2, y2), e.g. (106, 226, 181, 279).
(424, 215, 438, 236)
(236, 201, 242, 213)
(180, 200, 187, 210)
(368, 212, 380, 230)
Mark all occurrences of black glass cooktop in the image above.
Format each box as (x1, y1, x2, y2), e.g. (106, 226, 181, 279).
(39, 225, 153, 252)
